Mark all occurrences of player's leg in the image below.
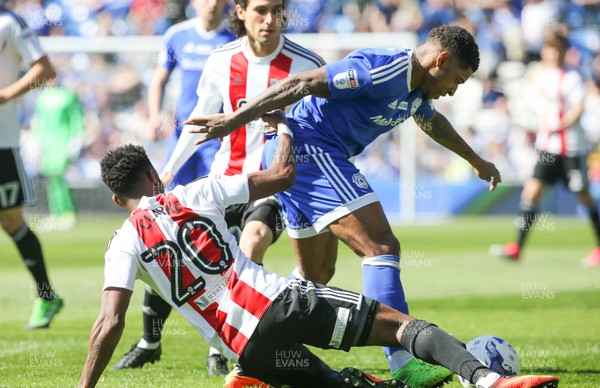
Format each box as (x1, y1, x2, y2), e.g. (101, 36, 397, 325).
(237, 280, 400, 387)
(327, 202, 453, 385)
(367, 303, 558, 387)
(263, 136, 449, 386)
(0, 148, 63, 329)
(515, 177, 546, 245)
(492, 152, 555, 261)
(237, 196, 284, 265)
(289, 232, 339, 283)
(565, 154, 600, 267)
(40, 144, 75, 229)
(272, 280, 556, 387)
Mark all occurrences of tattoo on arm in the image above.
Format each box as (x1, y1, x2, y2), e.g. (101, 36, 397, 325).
(234, 68, 329, 127)
(419, 113, 478, 165)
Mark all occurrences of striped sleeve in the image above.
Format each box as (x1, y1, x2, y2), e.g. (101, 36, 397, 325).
(11, 14, 45, 65)
(103, 225, 139, 291)
(283, 37, 326, 68)
(325, 49, 409, 99)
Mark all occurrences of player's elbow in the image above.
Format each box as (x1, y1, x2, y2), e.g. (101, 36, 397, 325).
(274, 163, 296, 191)
(37, 56, 56, 81)
(280, 166, 296, 190)
(284, 69, 328, 98)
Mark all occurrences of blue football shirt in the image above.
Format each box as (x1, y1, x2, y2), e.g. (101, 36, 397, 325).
(289, 48, 436, 157)
(159, 19, 235, 129)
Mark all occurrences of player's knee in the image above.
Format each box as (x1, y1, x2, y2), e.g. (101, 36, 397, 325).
(365, 233, 400, 257)
(302, 265, 335, 285)
(399, 319, 437, 356)
(576, 189, 593, 206)
(240, 234, 270, 261)
(0, 211, 25, 235)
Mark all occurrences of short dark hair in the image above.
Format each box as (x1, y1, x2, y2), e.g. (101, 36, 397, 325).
(100, 144, 153, 199)
(228, 0, 286, 38)
(426, 25, 480, 72)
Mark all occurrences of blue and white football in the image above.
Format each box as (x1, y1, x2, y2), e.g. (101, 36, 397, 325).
(459, 335, 520, 387)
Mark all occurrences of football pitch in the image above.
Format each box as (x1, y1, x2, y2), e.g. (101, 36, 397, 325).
(0, 215, 598, 387)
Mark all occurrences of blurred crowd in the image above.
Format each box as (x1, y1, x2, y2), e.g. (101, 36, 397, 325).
(10, 0, 600, 185)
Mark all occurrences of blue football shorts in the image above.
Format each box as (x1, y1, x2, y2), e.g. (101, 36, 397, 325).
(262, 133, 379, 239)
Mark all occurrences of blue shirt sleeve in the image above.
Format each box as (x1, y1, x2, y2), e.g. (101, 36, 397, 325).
(325, 49, 413, 100)
(158, 33, 178, 72)
(326, 57, 373, 99)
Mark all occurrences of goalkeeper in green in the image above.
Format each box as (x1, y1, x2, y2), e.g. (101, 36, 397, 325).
(32, 85, 84, 230)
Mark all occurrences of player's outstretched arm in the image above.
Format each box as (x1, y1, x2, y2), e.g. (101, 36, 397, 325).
(147, 67, 171, 141)
(416, 112, 501, 191)
(246, 112, 296, 201)
(79, 287, 132, 388)
(184, 67, 330, 145)
(0, 55, 55, 105)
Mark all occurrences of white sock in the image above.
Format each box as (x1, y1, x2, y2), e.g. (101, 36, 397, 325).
(475, 372, 501, 388)
(388, 350, 415, 372)
(137, 338, 160, 350)
(208, 346, 221, 356)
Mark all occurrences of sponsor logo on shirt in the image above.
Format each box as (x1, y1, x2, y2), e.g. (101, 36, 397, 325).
(348, 69, 358, 89)
(333, 69, 360, 90)
(194, 269, 232, 310)
(388, 99, 409, 111)
(369, 115, 406, 127)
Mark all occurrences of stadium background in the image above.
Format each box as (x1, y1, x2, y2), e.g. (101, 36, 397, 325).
(10, 0, 600, 225)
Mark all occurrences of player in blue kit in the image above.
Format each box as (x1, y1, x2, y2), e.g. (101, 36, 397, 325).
(185, 25, 502, 387)
(112, 0, 235, 375)
(148, 0, 235, 188)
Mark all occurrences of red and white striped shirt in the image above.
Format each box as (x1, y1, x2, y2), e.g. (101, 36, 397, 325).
(103, 174, 290, 361)
(534, 66, 586, 156)
(162, 35, 325, 176)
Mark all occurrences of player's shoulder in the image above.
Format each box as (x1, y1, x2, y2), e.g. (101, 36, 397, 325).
(105, 220, 135, 253)
(0, 5, 29, 31)
(210, 38, 243, 56)
(164, 18, 196, 39)
(176, 175, 211, 196)
(282, 35, 326, 68)
(347, 47, 409, 62)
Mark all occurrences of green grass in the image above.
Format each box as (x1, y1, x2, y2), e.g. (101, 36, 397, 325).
(0, 214, 599, 387)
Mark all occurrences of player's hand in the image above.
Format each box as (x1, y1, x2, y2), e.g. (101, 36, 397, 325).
(261, 110, 287, 134)
(184, 113, 236, 145)
(473, 159, 501, 191)
(160, 171, 174, 187)
(0, 89, 8, 105)
(149, 116, 162, 142)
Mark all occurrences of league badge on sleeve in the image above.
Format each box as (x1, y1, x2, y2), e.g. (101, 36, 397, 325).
(333, 69, 360, 90)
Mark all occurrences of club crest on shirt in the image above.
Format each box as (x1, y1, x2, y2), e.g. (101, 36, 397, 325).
(333, 69, 359, 90)
(410, 98, 422, 116)
(352, 173, 368, 189)
(236, 98, 247, 109)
